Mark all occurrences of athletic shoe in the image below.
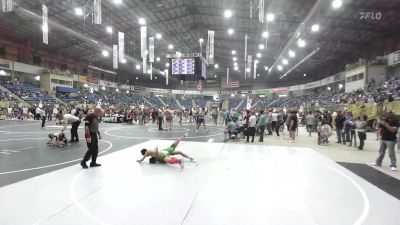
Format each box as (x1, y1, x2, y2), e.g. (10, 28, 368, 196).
(196, 130, 198, 133)
(391, 166, 397, 171)
(183, 132, 189, 138)
(371, 162, 381, 167)
(90, 163, 101, 167)
(80, 161, 88, 169)
(190, 158, 196, 163)
(179, 159, 185, 170)
(288, 140, 293, 143)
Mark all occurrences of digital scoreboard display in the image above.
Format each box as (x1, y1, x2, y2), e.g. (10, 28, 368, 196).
(171, 58, 195, 75)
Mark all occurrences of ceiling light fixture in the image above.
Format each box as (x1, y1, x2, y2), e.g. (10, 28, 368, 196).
(199, 38, 204, 43)
(113, 0, 122, 4)
(288, 50, 296, 58)
(233, 57, 237, 62)
(136, 65, 141, 70)
(264, 66, 269, 71)
(228, 29, 234, 35)
(138, 18, 146, 25)
(156, 57, 161, 62)
(304, 73, 307, 77)
(106, 26, 113, 33)
(311, 24, 320, 32)
(332, 0, 343, 9)
(232, 50, 236, 55)
(224, 10, 233, 18)
(234, 66, 239, 71)
(256, 53, 262, 58)
(166, 63, 170, 67)
(156, 33, 162, 39)
(266, 13, 275, 22)
(74, 7, 83, 16)
(121, 58, 127, 64)
(297, 39, 306, 48)
(262, 31, 269, 38)
(102, 50, 109, 57)
(234, 62, 238, 67)
(277, 65, 283, 71)
(214, 64, 219, 69)
(282, 59, 288, 65)
(168, 44, 174, 50)
(259, 44, 265, 50)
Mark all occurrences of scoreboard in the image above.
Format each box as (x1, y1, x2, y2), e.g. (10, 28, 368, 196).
(172, 58, 195, 75)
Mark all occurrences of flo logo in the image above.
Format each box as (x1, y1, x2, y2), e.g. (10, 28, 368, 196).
(359, 11, 382, 20)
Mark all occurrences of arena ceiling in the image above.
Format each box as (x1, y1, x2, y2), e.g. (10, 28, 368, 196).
(0, 0, 399, 88)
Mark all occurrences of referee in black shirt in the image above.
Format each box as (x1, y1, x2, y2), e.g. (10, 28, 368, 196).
(81, 107, 104, 169)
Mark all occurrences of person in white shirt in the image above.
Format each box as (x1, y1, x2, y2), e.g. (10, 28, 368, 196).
(22, 107, 28, 120)
(271, 110, 280, 137)
(60, 114, 81, 142)
(246, 111, 257, 143)
(38, 108, 46, 128)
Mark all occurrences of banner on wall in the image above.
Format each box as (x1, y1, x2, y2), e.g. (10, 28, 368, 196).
(119, 84, 131, 90)
(305, 81, 320, 89)
(79, 75, 87, 83)
(172, 90, 185, 94)
(253, 89, 272, 95)
(86, 76, 99, 84)
(99, 80, 117, 88)
(320, 76, 334, 86)
(272, 87, 289, 94)
(196, 80, 203, 91)
(134, 86, 146, 91)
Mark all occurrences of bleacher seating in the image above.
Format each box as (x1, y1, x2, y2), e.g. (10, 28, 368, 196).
(180, 99, 192, 109)
(163, 97, 179, 109)
(228, 99, 242, 109)
(148, 97, 163, 107)
(2, 83, 57, 105)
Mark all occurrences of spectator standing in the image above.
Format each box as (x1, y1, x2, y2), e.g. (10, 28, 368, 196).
(246, 111, 257, 143)
(305, 112, 315, 137)
(356, 115, 367, 150)
(335, 111, 346, 144)
(374, 112, 398, 171)
(258, 110, 267, 142)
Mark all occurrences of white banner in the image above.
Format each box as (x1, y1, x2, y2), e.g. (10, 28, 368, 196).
(99, 80, 117, 88)
(253, 61, 257, 79)
(320, 76, 334, 86)
(247, 55, 252, 79)
(226, 67, 229, 85)
(305, 80, 321, 89)
(149, 37, 155, 63)
(258, 0, 264, 23)
(142, 56, 147, 74)
(93, 0, 102, 24)
(172, 90, 184, 94)
(42, 4, 48, 45)
(118, 32, 125, 63)
(140, 26, 147, 58)
(207, 30, 214, 64)
(149, 63, 152, 80)
(119, 84, 131, 90)
(2, 0, 13, 12)
(165, 69, 169, 85)
(113, 45, 118, 69)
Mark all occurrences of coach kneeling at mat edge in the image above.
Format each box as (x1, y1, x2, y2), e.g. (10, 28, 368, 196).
(59, 114, 81, 143)
(81, 107, 104, 169)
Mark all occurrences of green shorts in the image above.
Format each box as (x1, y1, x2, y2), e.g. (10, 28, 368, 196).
(164, 145, 176, 154)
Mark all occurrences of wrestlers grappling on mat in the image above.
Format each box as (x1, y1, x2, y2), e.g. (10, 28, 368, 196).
(137, 133, 195, 169)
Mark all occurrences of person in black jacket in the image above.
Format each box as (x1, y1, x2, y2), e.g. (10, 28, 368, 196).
(335, 110, 346, 144)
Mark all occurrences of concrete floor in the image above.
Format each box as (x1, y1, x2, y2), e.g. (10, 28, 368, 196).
(0, 119, 399, 225)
